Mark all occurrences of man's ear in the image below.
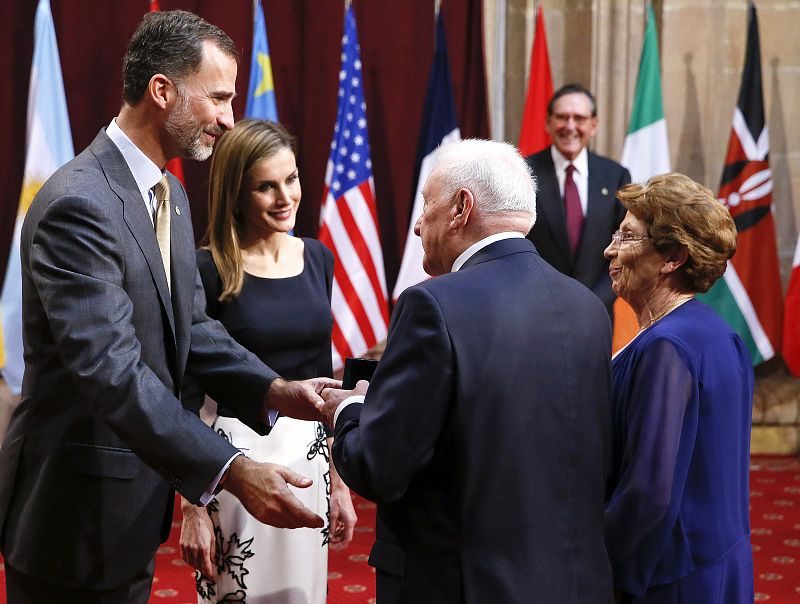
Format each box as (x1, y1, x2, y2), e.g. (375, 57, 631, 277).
(147, 74, 174, 110)
(451, 188, 474, 229)
(661, 244, 688, 274)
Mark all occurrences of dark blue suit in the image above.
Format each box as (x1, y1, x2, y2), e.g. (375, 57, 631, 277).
(334, 238, 614, 603)
(525, 148, 630, 318)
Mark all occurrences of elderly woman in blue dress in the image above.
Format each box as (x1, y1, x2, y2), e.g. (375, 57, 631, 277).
(603, 172, 753, 603)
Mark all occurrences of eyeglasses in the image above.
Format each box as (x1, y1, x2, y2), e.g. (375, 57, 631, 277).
(610, 230, 650, 246)
(551, 113, 593, 127)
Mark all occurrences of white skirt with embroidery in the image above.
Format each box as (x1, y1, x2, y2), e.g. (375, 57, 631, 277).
(196, 415, 330, 604)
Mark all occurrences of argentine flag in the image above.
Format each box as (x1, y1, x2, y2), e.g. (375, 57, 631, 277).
(0, 0, 74, 394)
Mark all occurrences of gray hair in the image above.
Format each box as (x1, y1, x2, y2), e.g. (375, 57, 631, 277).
(433, 139, 537, 224)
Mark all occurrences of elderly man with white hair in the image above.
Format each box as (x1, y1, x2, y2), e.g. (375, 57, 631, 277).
(320, 139, 614, 604)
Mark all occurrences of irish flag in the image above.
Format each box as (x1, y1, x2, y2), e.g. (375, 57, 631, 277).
(698, 3, 782, 365)
(614, 5, 670, 351)
(620, 5, 670, 184)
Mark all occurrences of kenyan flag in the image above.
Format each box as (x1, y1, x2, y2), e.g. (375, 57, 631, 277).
(698, 2, 782, 365)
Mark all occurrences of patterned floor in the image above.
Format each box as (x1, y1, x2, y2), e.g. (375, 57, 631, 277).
(139, 493, 377, 603)
(0, 457, 797, 602)
(751, 456, 800, 601)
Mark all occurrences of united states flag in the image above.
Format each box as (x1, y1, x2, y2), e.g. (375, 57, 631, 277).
(319, 5, 388, 370)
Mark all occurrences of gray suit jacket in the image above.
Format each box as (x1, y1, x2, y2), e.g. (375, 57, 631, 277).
(0, 130, 277, 590)
(525, 147, 630, 318)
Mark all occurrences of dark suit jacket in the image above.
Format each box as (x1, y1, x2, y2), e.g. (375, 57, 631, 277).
(0, 131, 277, 591)
(333, 238, 614, 604)
(525, 147, 630, 318)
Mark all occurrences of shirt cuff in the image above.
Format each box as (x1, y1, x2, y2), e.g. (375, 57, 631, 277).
(264, 407, 279, 427)
(198, 451, 242, 506)
(333, 395, 365, 427)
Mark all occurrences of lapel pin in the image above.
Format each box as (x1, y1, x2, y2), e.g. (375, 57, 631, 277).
(175, 206, 181, 216)
(601, 187, 609, 196)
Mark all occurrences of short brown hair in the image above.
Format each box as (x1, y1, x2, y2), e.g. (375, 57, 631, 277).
(616, 173, 737, 293)
(122, 10, 238, 104)
(206, 119, 297, 301)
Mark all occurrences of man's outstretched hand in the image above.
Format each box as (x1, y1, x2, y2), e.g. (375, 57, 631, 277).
(225, 456, 324, 529)
(266, 377, 341, 422)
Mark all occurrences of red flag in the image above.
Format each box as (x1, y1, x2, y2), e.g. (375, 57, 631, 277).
(783, 237, 800, 376)
(518, 6, 553, 156)
(150, 0, 185, 184)
(318, 6, 389, 370)
(699, 3, 782, 362)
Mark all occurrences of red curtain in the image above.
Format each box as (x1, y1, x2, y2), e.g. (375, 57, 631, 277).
(0, 0, 488, 295)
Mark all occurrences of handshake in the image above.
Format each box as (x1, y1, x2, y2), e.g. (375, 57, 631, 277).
(220, 363, 375, 531)
(267, 357, 377, 425)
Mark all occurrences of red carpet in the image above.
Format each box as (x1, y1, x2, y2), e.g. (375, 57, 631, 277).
(0, 456, 798, 602)
(750, 456, 800, 602)
(145, 496, 378, 603)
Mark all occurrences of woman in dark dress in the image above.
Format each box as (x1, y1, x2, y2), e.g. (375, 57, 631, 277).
(603, 173, 753, 603)
(179, 120, 356, 603)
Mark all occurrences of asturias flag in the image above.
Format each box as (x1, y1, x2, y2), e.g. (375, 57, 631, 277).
(245, 0, 278, 121)
(393, 11, 461, 300)
(518, 6, 553, 157)
(0, 0, 74, 394)
(698, 3, 782, 365)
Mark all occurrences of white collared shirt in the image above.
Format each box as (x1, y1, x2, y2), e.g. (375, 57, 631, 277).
(106, 118, 246, 505)
(550, 146, 589, 216)
(451, 232, 525, 273)
(105, 118, 163, 223)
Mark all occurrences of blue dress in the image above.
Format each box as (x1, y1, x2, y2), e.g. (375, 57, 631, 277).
(605, 299, 754, 603)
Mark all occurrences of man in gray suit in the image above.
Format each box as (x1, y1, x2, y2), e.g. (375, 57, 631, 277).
(0, 11, 331, 603)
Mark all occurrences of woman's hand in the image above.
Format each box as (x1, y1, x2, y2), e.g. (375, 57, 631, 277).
(179, 496, 217, 578)
(328, 443, 357, 547)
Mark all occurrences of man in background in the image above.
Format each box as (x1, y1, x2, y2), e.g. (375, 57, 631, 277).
(0, 10, 330, 603)
(321, 139, 614, 603)
(525, 83, 631, 319)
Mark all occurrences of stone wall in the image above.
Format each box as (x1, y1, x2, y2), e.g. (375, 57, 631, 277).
(485, 0, 800, 280)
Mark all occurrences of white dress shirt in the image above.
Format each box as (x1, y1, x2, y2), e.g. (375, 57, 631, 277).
(106, 119, 240, 505)
(106, 119, 163, 222)
(550, 146, 589, 216)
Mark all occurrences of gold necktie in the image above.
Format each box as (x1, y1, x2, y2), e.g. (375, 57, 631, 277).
(152, 176, 171, 292)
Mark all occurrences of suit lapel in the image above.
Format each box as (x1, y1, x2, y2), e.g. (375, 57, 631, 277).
(90, 131, 176, 338)
(168, 175, 196, 389)
(534, 150, 573, 266)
